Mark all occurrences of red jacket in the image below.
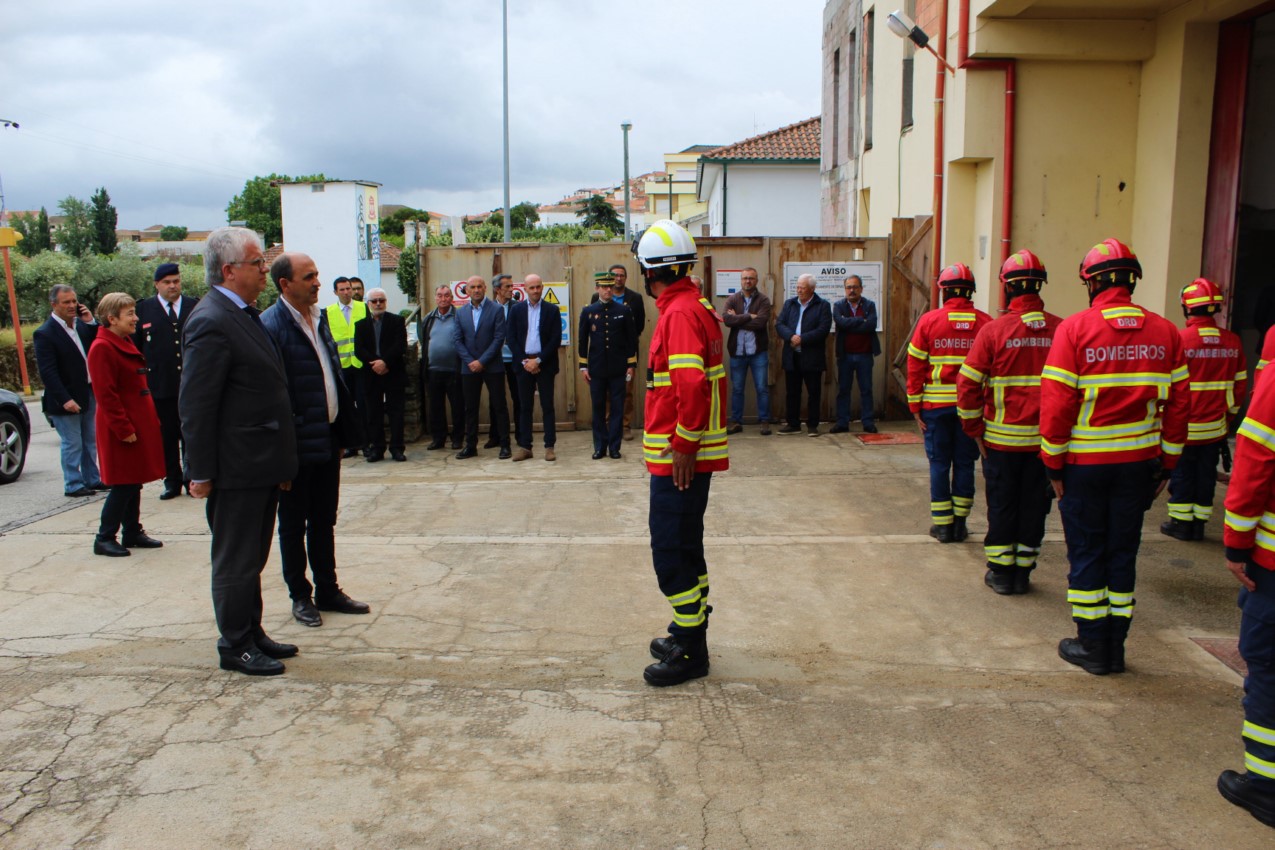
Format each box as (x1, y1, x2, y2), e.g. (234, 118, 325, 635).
(1224, 362, 1275, 571)
(1255, 326, 1275, 391)
(956, 294, 1062, 452)
(643, 279, 729, 474)
(1039, 288, 1189, 470)
(906, 297, 992, 412)
(1179, 316, 1246, 445)
(87, 326, 165, 486)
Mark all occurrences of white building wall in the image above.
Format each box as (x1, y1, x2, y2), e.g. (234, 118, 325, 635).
(705, 165, 821, 237)
(280, 182, 363, 309)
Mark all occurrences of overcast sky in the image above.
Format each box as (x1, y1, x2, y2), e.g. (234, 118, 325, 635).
(3, 0, 823, 231)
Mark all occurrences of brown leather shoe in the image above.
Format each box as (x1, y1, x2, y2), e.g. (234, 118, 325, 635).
(512, 448, 533, 462)
(544, 448, 556, 461)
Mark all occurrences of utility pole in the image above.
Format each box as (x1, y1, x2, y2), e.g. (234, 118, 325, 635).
(501, 0, 512, 244)
(621, 122, 632, 239)
(0, 119, 29, 394)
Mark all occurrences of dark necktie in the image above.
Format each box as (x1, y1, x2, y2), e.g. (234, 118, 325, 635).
(167, 302, 177, 322)
(244, 305, 266, 335)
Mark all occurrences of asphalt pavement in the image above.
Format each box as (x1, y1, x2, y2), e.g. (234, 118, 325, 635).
(0, 393, 105, 534)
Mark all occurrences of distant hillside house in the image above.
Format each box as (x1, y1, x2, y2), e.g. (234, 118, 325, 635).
(696, 118, 821, 237)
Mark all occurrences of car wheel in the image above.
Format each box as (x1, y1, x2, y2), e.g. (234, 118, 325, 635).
(0, 411, 27, 484)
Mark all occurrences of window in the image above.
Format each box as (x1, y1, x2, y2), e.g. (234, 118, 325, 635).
(832, 47, 841, 166)
(863, 8, 874, 152)
(901, 0, 915, 130)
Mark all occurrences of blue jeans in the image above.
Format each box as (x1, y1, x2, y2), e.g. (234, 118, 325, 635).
(729, 351, 770, 424)
(921, 406, 978, 525)
(50, 396, 101, 492)
(835, 352, 875, 427)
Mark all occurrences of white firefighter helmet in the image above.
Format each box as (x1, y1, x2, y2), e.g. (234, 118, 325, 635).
(632, 219, 697, 271)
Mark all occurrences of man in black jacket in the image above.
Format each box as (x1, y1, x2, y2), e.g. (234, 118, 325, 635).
(774, 274, 833, 436)
(354, 287, 408, 462)
(579, 272, 638, 459)
(590, 264, 646, 440)
(33, 284, 104, 497)
(261, 252, 370, 629)
(508, 274, 562, 461)
(134, 262, 199, 498)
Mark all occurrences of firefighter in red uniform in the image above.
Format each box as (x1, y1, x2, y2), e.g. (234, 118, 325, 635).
(1161, 278, 1246, 541)
(1040, 239, 1189, 675)
(634, 219, 729, 687)
(907, 264, 992, 543)
(957, 250, 1062, 595)
(1219, 348, 1275, 829)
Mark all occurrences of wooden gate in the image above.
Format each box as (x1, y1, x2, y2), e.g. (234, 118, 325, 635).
(886, 216, 935, 419)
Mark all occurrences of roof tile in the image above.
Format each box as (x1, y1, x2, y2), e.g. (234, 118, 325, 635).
(702, 117, 820, 161)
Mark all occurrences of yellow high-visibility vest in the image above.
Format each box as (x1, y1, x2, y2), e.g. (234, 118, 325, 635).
(325, 299, 367, 369)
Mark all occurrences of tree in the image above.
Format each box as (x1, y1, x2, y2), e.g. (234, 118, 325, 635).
(90, 187, 118, 254)
(396, 242, 418, 301)
(36, 208, 52, 254)
(380, 207, 430, 238)
(576, 194, 622, 233)
(226, 173, 326, 246)
(56, 196, 94, 258)
(159, 225, 188, 241)
(488, 201, 540, 232)
(9, 213, 39, 257)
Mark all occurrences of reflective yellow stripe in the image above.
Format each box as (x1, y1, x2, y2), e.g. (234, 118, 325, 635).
(707, 364, 726, 380)
(1072, 605, 1110, 620)
(1161, 439, 1184, 457)
(1187, 419, 1227, 441)
(652, 371, 672, 387)
(985, 544, 1016, 566)
(948, 312, 976, 322)
(930, 355, 966, 365)
(1244, 721, 1275, 746)
(1189, 381, 1232, 391)
(957, 407, 982, 420)
(1226, 510, 1260, 532)
(1167, 501, 1194, 521)
(1171, 364, 1189, 382)
(1041, 437, 1069, 456)
(1193, 504, 1214, 520)
(1068, 588, 1107, 604)
(668, 353, 704, 371)
(1075, 372, 1172, 389)
(1070, 417, 1157, 439)
(1239, 418, 1275, 452)
(987, 375, 1041, 387)
(1042, 365, 1078, 387)
(908, 343, 928, 359)
(1101, 306, 1144, 320)
(959, 363, 985, 382)
(1066, 433, 1162, 454)
(1246, 752, 1275, 780)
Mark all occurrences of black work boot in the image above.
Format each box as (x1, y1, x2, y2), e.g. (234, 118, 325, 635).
(644, 634, 709, 687)
(1059, 637, 1110, 675)
(1192, 519, 1206, 541)
(1108, 636, 1126, 674)
(650, 606, 712, 661)
(1159, 518, 1194, 541)
(984, 568, 1015, 595)
(952, 517, 969, 542)
(1012, 567, 1033, 595)
(122, 528, 163, 549)
(929, 524, 954, 544)
(93, 535, 130, 557)
(1218, 770, 1275, 828)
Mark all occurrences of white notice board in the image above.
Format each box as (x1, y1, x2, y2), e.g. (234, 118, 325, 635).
(715, 269, 743, 297)
(782, 261, 884, 332)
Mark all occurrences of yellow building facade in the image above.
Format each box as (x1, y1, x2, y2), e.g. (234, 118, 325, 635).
(823, 0, 1275, 336)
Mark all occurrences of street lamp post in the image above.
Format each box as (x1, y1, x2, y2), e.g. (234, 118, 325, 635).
(621, 122, 632, 239)
(501, 0, 512, 243)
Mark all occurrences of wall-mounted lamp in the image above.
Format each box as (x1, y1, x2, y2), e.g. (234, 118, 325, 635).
(886, 10, 956, 74)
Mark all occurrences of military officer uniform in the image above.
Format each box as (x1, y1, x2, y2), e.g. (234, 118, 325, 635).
(134, 269, 198, 499)
(579, 272, 638, 458)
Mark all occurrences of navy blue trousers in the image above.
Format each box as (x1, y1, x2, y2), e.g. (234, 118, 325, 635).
(1166, 441, 1221, 522)
(1058, 461, 1156, 642)
(590, 374, 626, 453)
(981, 448, 1051, 573)
(921, 407, 979, 525)
(649, 473, 712, 637)
(1239, 564, 1275, 788)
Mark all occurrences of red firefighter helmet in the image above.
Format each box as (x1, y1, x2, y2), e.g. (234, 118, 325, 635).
(1180, 277, 1224, 313)
(999, 249, 1048, 285)
(938, 263, 976, 291)
(1078, 238, 1142, 282)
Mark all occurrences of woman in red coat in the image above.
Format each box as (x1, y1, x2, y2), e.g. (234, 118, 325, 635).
(87, 292, 166, 557)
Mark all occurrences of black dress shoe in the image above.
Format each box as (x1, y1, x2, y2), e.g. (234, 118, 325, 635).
(159, 487, 182, 501)
(66, 488, 96, 498)
(426, 441, 445, 450)
(90, 482, 110, 491)
(342, 448, 359, 459)
(498, 447, 512, 459)
(219, 647, 285, 676)
(456, 447, 477, 459)
(592, 450, 606, 460)
(1218, 770, 1275, 827)
(483, 438, 501, 449)
(863, 423, 879, 434)
(256, 636, 299, 659)
(391, 450, 406, 462)
(121, 531, 163, 549)
(315, 591, 371, 615)
(93, 537, 130, 557)
(609, 449, 622, 459)
(292, 599, 322, 627)
(367, 451, 385, 463)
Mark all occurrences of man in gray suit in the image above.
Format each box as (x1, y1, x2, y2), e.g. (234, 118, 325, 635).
(452, 275, 510, 459)
(180, 227, 299, 676)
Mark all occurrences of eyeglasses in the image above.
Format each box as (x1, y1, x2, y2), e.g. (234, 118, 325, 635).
(367, 298, 386, 303)
(232, 258, 268, 269)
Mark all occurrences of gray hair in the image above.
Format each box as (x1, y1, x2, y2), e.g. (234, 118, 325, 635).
(49, 284, 76, 304)
(366, 287, 387, 300)
(797, 274, 816, 287)
(205, 227, 259, 286)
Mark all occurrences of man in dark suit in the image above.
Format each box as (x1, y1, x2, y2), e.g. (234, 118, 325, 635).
(830, 274, 881, 434)
(774, 274, 833, 436)
(590, 263, 646, 440)
(180, 226, 299, 677)
(579, 271, 638, 459)
(353, 287, 408, 462)
(452, 275, 510, 459)
(261, 252, 370, 628)
(508, 273, 561, 461)
(133, 262, 199, 498)
(33, 284, 104, 497)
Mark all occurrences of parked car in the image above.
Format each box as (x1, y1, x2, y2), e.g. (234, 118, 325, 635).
(0, 387, 31, 484)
